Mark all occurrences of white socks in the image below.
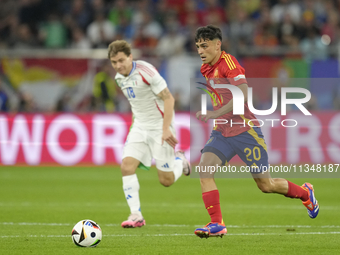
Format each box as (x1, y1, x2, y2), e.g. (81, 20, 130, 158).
(173, 157, 183, 182)
(122, 158, 183, 215)
(122, 174, 142, 216)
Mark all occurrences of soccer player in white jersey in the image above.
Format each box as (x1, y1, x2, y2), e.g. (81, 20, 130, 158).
(108, 40, 191, 228)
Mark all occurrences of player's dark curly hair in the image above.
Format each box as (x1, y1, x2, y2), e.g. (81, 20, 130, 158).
(194, 25, 222, 42)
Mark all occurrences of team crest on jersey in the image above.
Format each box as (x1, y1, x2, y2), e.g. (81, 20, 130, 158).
(214, 68, 221, 83)
(214, 67, 218, 78)
(214, 68, 219, 78)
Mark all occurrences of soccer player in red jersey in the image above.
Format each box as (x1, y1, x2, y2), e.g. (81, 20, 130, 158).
(194, 25, 319, 238)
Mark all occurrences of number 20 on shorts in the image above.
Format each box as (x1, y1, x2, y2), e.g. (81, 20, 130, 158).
(244, 146, 261, 161)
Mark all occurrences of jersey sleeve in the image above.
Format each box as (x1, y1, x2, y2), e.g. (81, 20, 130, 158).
(137, 62, 167, 95)
(150, 72, 167, 95)
(222, 54, 247, 86)
(227, 68, 247, 86)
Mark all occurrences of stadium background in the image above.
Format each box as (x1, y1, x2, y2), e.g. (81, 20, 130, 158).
(0, 0, 340, 166)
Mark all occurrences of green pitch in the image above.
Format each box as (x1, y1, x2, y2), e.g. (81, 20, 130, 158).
(1, 166, 339, 255)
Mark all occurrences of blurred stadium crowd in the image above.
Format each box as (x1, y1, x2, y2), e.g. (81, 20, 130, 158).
(0, 0, 340, 56)
(0, 0, 340, 113)
(1, 0, 339, 56)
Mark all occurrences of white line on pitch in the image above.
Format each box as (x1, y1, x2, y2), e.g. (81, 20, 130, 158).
(1, 202, 339, 211)
(1, 232, 340, 239)
(103, 232, 340, 237)
(1, 222, 71, 226)
(2, 222, 340, 229)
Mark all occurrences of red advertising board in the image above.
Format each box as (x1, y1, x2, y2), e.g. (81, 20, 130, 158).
(0, 112, 339, 165)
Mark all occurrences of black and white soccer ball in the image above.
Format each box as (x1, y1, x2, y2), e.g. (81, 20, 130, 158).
(71, 220, 102, 247)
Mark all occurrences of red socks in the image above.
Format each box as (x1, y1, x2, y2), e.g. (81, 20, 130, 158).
(202, 182, 308, 224)
(285, 181, 309, 201)
(202, 190, 223, 223)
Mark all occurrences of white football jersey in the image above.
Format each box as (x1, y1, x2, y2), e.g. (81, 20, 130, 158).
(115, 60, 174, 130)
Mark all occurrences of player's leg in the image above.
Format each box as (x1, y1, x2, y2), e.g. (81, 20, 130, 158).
(198, 152, 223, 220)
(121, 127, 152, 228)
(195, 152, 227, 238)
(231, 126, 300, 196)
(248, 126, 319, 218)
(120, 156, 146, 228)
(234, 127, 319, 219)
(252, 171, 289, 194)
(155, 150, 189, 187)
(252, 171, 319, 218)
(195, 131, 235, 238)
(120, 155, 147, 228)
(149, 129, 190, 187)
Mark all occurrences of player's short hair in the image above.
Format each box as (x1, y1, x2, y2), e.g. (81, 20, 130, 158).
(108, 40, 131, 59)
(195, 25, 222, 42)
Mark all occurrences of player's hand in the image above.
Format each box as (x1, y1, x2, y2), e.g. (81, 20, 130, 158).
(162, 127, 178, 148)
(196, 110, 217, 123)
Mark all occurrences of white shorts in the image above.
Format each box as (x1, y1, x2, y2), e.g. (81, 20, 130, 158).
(122, 125, 176, 172)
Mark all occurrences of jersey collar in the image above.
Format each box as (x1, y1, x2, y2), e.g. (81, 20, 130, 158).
(115, 61, 136, 80)
(128, 61, 136, 76)
(211, 51, 224, 68)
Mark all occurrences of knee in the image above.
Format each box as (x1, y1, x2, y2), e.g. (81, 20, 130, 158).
(159, 175, 173, 187)
(121, 160, 136, 176)
(256, 182, 273, 193)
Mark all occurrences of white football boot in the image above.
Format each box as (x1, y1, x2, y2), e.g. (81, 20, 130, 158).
(175, 150, 191, 176)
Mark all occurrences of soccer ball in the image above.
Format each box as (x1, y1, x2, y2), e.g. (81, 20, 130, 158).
(71, 220, 102, 247)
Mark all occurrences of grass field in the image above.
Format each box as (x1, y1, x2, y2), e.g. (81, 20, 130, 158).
(1, 166, 340, 255)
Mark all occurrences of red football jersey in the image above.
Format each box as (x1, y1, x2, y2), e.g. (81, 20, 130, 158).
(200, 51, 260, 137)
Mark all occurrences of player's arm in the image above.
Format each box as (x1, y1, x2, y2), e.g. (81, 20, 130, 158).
(196, 83, 248, 122)
(157, 88, 178, 148)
